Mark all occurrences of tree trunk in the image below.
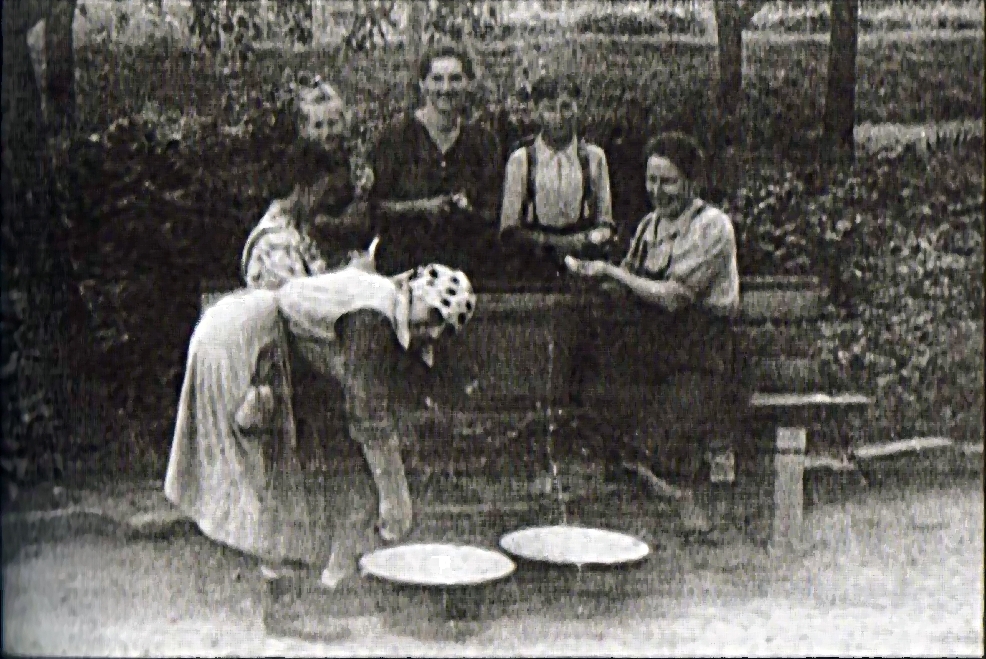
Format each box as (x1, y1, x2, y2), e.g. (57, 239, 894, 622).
(714, 3, 744, 134)
(1, 0, 63, 492)
(43, 0, 78, 136)
(710, 0, 766, 202)
(821, 0, 859, 171)
(3, 0, 47, 216)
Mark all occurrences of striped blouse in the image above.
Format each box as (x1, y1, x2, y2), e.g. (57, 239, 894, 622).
(621, 198, 740, 316)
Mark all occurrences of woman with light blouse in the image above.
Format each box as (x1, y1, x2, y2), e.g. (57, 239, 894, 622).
(566, 131, 742, 534)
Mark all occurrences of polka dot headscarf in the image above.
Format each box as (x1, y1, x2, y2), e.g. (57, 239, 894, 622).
(409, 264, 476, 334)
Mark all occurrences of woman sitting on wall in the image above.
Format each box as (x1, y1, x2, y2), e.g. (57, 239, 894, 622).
(565, 131, 742, 534)
(164, 244, 477, 590)
(367, 43, 502, 279)
(242, 74, 374, 290)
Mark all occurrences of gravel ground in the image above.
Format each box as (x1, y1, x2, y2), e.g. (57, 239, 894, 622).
(2, 482, 983, 657)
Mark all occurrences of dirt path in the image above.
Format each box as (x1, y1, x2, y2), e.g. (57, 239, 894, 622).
(3, 484, 983, 657)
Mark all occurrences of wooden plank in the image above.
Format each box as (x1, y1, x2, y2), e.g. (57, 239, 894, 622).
(749, 392, 872, 428)
(771, 427, 807, 552)
(736, 323, 821, 358)
(473, 293, 577, 317)
(200, 283, 828, 325)
(853, 436, 954, 460)
(804, 455, 857, 472)
(751, 392, 872, 407)
(740, 275, 821, 292)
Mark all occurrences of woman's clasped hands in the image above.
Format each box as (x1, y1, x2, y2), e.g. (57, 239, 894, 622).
(418, 190, 472, 225)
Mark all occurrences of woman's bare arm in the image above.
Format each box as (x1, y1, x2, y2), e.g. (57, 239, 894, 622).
(605, 263, 695, 312)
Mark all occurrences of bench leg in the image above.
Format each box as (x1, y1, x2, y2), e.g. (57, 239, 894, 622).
(771, 427, 807, 552)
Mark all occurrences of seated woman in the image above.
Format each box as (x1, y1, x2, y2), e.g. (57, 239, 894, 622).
(242, 75, 373, 290)
(164, 250, 477, 589)
(565, 131, 741, 534)
(368, 43, 502, 279)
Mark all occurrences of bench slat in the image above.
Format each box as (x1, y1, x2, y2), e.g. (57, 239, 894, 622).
(751, 357, 824, 392)
(751, 392, 872, 407)
(853, 436, 953, 460)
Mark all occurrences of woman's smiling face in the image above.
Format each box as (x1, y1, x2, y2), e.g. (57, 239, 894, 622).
(646, 155, 692, 217)
(420, 56, 469, 115)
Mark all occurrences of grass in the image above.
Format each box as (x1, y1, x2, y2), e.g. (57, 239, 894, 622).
(750, 0, 984, 33)
(2, 481, 982, 655)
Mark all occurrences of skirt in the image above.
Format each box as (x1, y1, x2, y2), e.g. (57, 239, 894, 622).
(572, 294, 749, 483)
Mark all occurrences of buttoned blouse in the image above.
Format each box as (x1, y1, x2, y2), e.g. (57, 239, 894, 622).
(242, 200, 328, 291)
(368, 114, 501, 275)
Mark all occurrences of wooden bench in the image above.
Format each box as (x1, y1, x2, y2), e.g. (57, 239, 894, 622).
(736, 277, 874, 550)
(199, 276, 873, 550)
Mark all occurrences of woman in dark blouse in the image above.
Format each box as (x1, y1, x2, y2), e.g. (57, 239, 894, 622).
(368, 44, 502, 279)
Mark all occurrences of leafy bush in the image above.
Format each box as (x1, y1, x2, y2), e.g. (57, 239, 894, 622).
(574, 7, 707, 37)
(729, 142, 984, 442)
(74, 34, 984, 156)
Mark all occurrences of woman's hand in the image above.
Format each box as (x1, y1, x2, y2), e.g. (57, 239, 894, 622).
(450, 190, 472, 211)
(346, 236, 379, 273)
(353, 165, 374, 199)
(564, 255, 612, 278)
(234, 385, 275, 431)
(417, 195, 454, 225)
(587, 226, 613, 246)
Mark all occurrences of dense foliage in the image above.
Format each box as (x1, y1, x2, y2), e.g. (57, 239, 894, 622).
(730, 143, 984, 444)
(72, 35, 984, 158)
(573, 7, 708, 36)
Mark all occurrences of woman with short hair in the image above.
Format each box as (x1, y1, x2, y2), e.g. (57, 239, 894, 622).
(368, 43, 502, 278)
(566, 131, 742, 534)
(242, 74, 374, 291)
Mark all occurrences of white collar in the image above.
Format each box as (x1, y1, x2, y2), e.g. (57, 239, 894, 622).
(389, 271, 437, 367)
(656, 198, 706, 240)
(535, 134, 579, 162)
(391, 277, 412, 352)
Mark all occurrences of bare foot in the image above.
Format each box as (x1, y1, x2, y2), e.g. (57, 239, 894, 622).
(319, 568, 351, 590)
(320, 555, 357, 590)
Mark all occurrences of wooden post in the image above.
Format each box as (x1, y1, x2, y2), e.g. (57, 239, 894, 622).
(771, 426, 807, 551)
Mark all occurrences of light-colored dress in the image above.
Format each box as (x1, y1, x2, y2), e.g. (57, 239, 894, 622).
(164, 268, 414, 567)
